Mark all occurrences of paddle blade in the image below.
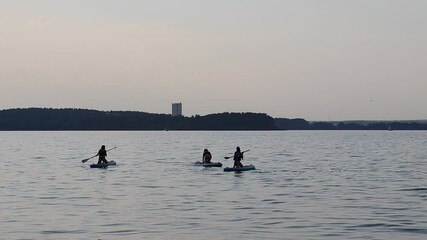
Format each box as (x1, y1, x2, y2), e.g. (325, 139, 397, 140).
(82, 155, 96, 163)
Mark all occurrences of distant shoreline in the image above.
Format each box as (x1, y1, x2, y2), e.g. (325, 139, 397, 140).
(0, 108, 426, 131)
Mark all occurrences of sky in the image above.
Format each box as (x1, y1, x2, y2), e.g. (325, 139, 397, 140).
(1, 0, 426, 120)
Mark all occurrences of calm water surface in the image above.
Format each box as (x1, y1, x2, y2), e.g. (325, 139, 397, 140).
(0, 131, 426, 240)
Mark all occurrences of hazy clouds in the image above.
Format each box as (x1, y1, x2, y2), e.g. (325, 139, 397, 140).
(1, 0, 426, 120)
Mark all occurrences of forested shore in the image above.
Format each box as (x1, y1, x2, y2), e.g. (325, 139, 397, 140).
(0, 108, 276, 130)
(0, 108, 426, 130)
(276, 118, 427, 130)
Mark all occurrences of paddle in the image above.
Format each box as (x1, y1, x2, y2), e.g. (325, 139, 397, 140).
(224, 149, 249, 159)
(81, 146, 117, 163)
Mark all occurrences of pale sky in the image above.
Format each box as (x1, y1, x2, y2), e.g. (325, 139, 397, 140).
(1, 0, 426, 120)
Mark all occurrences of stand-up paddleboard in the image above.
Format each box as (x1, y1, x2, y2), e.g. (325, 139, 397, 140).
(224, 164, 255, 172)
(194, 161, 223, 167)
(90, 160, 117, 168)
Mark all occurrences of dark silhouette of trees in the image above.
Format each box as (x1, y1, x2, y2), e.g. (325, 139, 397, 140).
(0, 108, 425, 130)
(274, 118, 309, 130)
(0, 108, 277, 130)
(275, 118, 427, 130)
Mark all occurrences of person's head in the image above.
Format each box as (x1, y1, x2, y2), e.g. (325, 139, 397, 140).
(236, 146, 241, 152)
(101, 145, 106, 149)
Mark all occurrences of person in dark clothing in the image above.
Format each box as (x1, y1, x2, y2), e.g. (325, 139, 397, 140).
(97, 145, 108, 164)
(202, 149, 212, 163)
(233, 146, 244, 168)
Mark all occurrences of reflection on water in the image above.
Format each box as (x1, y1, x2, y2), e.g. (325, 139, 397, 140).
(0, 131, 426, 239)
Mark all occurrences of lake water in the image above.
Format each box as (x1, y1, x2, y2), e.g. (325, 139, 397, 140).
(0, 131, 426, 240)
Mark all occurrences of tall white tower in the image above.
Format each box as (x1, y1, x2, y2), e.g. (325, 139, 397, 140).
(172, 103, 182, 116)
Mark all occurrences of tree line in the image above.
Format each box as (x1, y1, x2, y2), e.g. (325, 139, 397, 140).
(275, 118, 427, 130)
(0, 108, 277, 130)
(0, 108, 425, 130)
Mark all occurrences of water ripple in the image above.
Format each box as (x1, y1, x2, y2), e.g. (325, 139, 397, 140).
(0, 131, 426, 240)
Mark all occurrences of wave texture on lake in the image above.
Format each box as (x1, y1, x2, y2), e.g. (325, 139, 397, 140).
(0, 131, 426, 240)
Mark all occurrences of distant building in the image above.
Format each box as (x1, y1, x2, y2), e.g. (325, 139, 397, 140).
(172, 103, 182, 116)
